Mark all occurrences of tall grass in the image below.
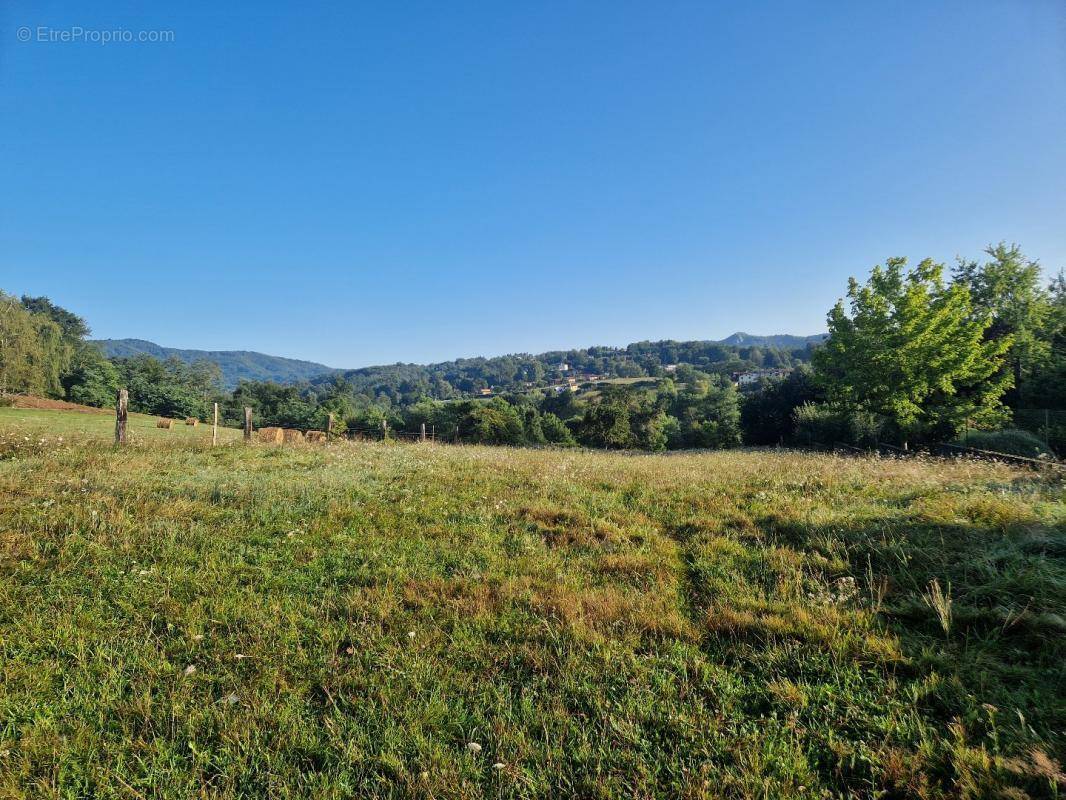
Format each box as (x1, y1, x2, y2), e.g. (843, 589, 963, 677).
(0, 428, 1063, 798)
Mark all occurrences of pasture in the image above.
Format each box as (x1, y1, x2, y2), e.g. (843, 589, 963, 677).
(0, 409, 1063, 798)
(0, 403, 241, 445)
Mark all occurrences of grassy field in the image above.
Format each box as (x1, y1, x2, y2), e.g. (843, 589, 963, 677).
(0, 411, 1063, 798)
(0, 406, 242, 444)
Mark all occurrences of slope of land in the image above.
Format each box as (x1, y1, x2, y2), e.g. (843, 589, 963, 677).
(0, 422, 1062, 798)
(0, 404, 242, 443)
(93, 338, 337, 388)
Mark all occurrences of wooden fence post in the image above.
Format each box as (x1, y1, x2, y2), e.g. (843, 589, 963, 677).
(420, 422, 426, 442)
(327, 413, 334, 441)
(212, 402, 219, 446)
(244, 407, 253, 442)
(115, 388, 128, 445)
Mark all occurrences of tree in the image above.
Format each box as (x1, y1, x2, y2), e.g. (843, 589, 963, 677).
(740, 365, 819, 445)
(666, 372, 741, 448)
(1023, 271, 1066, 409)
(0, 292, 48, 395)
(953, 243, 1049, 405)
(19, 295, 90, 341)
(62, 343, 119, 407)
(113, 355, 203, 418)
(13, 295, 91, 398)
(540, 412, 576, 446)
(576, 401, 633, 449)
(814, 257, 1010, 448)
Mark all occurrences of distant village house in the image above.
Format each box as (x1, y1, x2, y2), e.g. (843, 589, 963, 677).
(733, 368, 792, 387)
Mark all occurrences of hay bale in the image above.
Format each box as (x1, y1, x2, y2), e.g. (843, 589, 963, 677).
(305, 430, 326, 443)
(258, 426, 284, 444)
(185, 417, 199, 426)
(156, 418, 174, 429)
(283, 429, 305, 444)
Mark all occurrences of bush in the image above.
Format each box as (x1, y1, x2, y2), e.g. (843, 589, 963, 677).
(956, 428, 1056, 459)
(793, 403, 881, 448)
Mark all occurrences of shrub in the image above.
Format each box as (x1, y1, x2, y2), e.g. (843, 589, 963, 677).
(793, 403, 881, 448)
(956, 428, 1056, 459)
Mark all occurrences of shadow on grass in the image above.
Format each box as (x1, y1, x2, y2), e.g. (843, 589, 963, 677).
(675, 502, 1065, 798)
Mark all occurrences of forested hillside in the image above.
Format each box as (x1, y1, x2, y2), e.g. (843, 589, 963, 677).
(93, 339, 336, 388)
(4, 243, 1065, 455)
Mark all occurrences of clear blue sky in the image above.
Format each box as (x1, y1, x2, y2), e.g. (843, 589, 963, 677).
(2, 1, 1064, 368)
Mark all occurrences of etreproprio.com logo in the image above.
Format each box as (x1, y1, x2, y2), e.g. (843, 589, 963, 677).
(16, 26, 175, 44)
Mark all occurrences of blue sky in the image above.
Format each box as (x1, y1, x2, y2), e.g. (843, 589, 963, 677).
(2, 1, 1064, 368)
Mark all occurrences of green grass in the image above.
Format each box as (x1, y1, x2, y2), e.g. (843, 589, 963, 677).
(0, 411, 1064, 798)
(0, 406, 241, 444)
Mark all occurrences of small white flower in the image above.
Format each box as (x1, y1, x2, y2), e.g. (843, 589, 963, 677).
(192, 634, 204, 641)
(183, 665, 197, 676)
(407, 630, 416, 639)
(466, 742, 482, 754)
(493, 762, 505, 770)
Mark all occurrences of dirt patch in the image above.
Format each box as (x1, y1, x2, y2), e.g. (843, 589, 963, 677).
(6, 395, 110, 414)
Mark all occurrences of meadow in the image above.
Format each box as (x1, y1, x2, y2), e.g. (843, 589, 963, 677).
(0, 410, 1063, 798)
(0, 404, 242, 444)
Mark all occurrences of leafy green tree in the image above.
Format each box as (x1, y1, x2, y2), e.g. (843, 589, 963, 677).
(114, 355, 203, 418)
(540, 412, 576, 446)
(815, 257, 1011, 448)
(62, 343, 120, 407)
(19, 295, 90, 341)
(0, 292, 46, 395)
(576, 402, 633, 449)
(740, 366, 820, 445)
(666, 372, 741, 448)
(954, 244, 1050, 405)
(0, 291, 72, 397)
(1022, 271, 1066, 410)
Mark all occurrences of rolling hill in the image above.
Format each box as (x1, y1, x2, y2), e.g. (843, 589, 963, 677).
(93, 339, 336, 389)
(718, 331, 827, 348)
(92, 332, 828, 393)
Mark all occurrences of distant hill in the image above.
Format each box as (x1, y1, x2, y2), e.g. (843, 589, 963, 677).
(93, 339, 336, 389)
(718, 332, 827, 349)
(93, 331, 827, 394)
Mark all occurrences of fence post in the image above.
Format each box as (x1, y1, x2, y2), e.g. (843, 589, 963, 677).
(382, 418, 387, 440)
(327, 413, 334, 441)
(212, 402, 219, 446)
(115, 388, 128, 445)
(420, 422, 426, 442)
(243, 407, 253, 442)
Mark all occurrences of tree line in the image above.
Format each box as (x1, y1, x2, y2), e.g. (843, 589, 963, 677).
(2, 243, 1063, 454)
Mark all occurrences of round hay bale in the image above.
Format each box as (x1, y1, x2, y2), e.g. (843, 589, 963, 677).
(258, 426, 285, 444)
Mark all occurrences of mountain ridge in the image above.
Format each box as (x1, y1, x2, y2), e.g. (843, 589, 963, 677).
(92, 339, 337, 389)
(93, 331, 827, 389)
